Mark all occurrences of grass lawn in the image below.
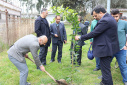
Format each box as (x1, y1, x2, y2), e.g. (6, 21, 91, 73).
(0, 24, 123, 85)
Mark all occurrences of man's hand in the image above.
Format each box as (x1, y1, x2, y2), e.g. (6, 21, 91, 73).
(64, 40, 67, 44)
(40, 65, 45, 72)
(24, 54, 28, 58)
(54, 34, 58, 37)
(75, 35, 80, 41)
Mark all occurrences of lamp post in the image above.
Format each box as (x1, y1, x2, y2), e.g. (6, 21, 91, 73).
(107, 0, 110, 14)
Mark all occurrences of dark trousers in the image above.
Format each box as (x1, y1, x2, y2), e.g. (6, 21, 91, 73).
(95, 57, 100, 69)
(100, 56, 113, 85)
(39, 46, 48, 65)
(51, 40, 63, 62)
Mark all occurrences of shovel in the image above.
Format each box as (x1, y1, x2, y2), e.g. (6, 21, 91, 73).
(44, 70, 68, 85)
(25, 56, 68, 85)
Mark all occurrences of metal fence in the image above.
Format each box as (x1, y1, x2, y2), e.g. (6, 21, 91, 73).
(0, 9, 35, 52)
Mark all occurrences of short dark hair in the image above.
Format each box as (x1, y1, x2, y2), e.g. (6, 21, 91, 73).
(111, 9, 120, 15)
(41, 8, 47, 13)
(91, 5, 106, 15)
(55, 15, 61, 19)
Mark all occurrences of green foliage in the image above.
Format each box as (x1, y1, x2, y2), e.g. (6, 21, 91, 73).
(0, 39, 9, 53)
(21, 0, 51, 14)
(20, 0, 35, 14)
(51, 0, 88, 16)
(50, 18, 55, 24)
(36, 0, 44, 13)
(50, 5, 64, 15)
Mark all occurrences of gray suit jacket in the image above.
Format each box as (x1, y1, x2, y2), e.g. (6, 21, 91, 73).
(7, 34, 42, 67)
(50, 22, 67, 43)
(77, 23, 87, 46)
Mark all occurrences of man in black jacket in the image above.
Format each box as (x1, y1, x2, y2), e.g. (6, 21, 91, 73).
(35, 8, 51, 66)
(75, 5, 119, 85)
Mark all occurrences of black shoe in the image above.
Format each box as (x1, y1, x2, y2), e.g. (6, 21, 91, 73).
(124, 82, 127, 85)
(93, 68, 100, 71)
(27, 82, 31, 85)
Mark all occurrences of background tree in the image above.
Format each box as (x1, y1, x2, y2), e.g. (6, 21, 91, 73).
(89, 0, 127, 8)
(51, 0, 91, 17)
(19, 0, 35, 17)
(36, 0, 51, 13)
(20, 0, 51, 14)
(111, 0, 127, 8)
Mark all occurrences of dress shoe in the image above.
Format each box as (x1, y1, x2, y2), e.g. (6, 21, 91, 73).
(27, 82, 31, 85)
(93, 68, 100, 71)
(124, 82, 127, 85)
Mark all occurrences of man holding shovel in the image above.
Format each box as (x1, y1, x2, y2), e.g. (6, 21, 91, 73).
(7, 34, 47, 85)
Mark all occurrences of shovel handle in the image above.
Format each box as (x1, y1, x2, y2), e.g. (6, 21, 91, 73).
(44, 71, 56, 82)
(26, 56, 35, 64)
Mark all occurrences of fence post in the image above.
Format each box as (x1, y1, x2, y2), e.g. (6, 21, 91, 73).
(5, 9, 9, 45)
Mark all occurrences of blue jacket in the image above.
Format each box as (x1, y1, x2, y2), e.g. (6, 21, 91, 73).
(81, 13, 120, 57)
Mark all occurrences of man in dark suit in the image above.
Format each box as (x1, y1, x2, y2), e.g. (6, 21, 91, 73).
(75, 5, 119, 85)
(35, 8, 51, 66)
(50, 15, 67, 63)
(71, 16, 87, 66)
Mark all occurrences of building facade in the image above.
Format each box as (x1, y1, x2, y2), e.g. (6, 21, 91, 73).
(0, 0, 21, 21)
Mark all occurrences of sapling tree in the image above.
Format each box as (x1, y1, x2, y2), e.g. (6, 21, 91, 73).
(50, 6, 81, 84)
